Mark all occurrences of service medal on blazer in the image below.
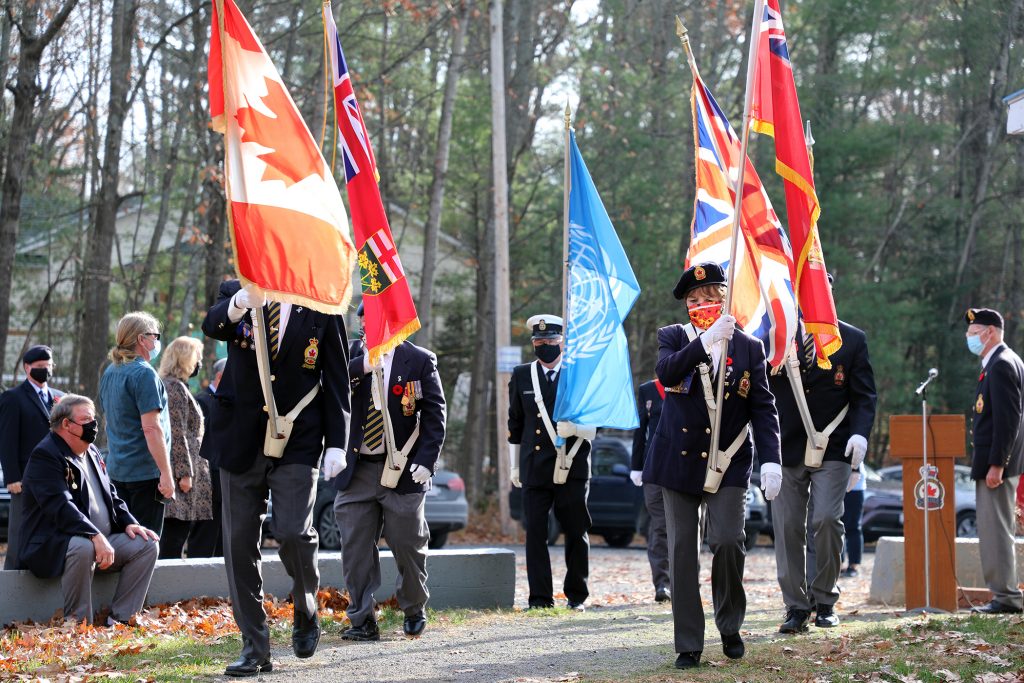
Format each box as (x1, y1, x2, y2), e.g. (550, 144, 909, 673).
(834, 364, 846, 387)
(738, 370, 751, 399)
(976, 393, 984, 413)
(303, 338, 319, 369)
(402, 381, 416, 416)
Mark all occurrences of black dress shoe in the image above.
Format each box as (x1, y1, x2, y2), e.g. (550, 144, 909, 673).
(567, 601, 586, 612)
(224, 655, 272, 677)
(292, 609, 321, 658)
(779, 608, 811, 634)
(674, 651, 701, 669)
(527, 601, 555, 610)
(655, 587, 671, 603)
(814, 603, 839, 627)
(404, 611, 427, 637)
(972, 600, 1024, 614)
(840, 567, 860, 578)
(721, 632, 744, 659)
(342, 619, 381, 641)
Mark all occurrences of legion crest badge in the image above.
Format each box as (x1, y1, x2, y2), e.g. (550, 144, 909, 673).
(976, 393, 984, 413)
(834, 364, 846, 386)
(967, 309, 976, 323)
(914, 464, 945, 511)
(694, 265, 706, 281)
(738, 370, 751, 399)
(302, 338, 319, 369)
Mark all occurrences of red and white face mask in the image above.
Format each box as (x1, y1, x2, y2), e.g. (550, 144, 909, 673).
(687, 302, 724, 330)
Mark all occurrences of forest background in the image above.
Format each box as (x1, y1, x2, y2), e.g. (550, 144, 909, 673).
(1, 0, 1022, 508)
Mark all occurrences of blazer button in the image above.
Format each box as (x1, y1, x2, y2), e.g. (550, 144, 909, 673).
(270, 374, 276, 382)
(262, 406, 269, 413)
(681, 450, 687, 456)
(536, 413, 541, 418)
(701, 451, 708, 458)
(705, 428, 711, 434)
(535, 445, 541, 451)
(536, 429, 541, 435)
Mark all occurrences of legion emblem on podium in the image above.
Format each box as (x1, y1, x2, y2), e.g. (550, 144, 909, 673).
(914, 464, 945, 511)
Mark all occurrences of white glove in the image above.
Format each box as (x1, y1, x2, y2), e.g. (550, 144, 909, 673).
(509, 444, 521, 488)
(700, 314, 736, 352)
(556, 421, 597, 440)
(323, 447, 346, 480)
(362, 354, 384, 374)
(629, 470, 643, 487)
(760, 462, 782, 501)
(847, 469, 861, 492)
(410, 464, 432, 485)
(845, 434, 868, 469)
(231, 287, 266, 311)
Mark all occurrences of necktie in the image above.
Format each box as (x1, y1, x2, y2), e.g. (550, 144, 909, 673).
(267, 301, 281, 360)
(802, 333, 816, 370)
(363, 400, 385, 450)
(38, 390, 49, 410)
(546, 370, 555, 384)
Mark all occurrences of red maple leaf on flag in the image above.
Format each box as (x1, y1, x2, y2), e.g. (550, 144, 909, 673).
(235, 77, 323, 187)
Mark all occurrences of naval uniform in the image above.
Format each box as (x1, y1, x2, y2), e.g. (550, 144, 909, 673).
(971, 342, 1024, 610)
(508, 360, 592, 608)
(769, 321, 876, 613)
(632, 379, 669, 594)
(642, 323, 780, 655)
(202, 279, 351, 662)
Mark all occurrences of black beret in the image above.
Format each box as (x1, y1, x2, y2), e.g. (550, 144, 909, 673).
(356, 301, 364, 317)
(965, 308, 1003, 329)
(673, 262, 727, 300)
(23, 345, 52, 364)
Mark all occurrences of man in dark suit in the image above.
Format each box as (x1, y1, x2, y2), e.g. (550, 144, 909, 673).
(508, 313, 595, 611)
(19, 394, 159, 624)
(630, 378, 670, 603)
(190, 357, 226, 557)
(0, 344, 64, 569)
(642, 263, 782, 670)
(769, 285, 877, 633)
(329, 303, 446, 641)
(964, 307, 1024, 614)
(202, 280, 351, 676)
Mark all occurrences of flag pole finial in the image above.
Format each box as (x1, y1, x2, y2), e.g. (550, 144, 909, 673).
(564, 101, 571, 130)
(676, 16, 694, 65)
(804, 119, 815, 147)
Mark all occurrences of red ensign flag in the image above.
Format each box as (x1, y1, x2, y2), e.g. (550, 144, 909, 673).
(209, 0, 355, 313)
(751, 0, 841, 367)
(324, 2, 420, 365)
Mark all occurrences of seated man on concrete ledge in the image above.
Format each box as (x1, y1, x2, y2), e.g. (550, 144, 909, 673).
(17, 393, 160, 625)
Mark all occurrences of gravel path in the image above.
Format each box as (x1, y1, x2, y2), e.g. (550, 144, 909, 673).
(240, 541, 891, 682)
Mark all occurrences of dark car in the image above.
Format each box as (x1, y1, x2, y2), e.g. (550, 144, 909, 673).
(866, 464, 977, 540)
(0, 464, 9, 543)
(266, 468, 469, 550)
(509, 436, 643, 547)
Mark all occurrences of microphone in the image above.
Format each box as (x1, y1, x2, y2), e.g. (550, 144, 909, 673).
(915, 367, 938, 395)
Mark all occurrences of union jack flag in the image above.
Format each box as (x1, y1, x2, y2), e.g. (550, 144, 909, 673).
(330, 40, 376, 184)
(686, 62, 797, 369)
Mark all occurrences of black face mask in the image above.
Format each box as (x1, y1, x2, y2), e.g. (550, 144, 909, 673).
(29, 367, 52, 384)
(534, 343, 561, 364)
(74, 419, 99, 444)
(191, 361, 202, 378)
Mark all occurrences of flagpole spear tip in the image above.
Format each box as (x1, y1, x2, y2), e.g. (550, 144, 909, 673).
(675, 15, 692, 58)
(804, 119, 815, 146)
(564, 102, 571, 130)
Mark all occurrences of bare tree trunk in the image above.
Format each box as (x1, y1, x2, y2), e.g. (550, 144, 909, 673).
(136, 116, 185, 304)
(419, 3, 471, 346)
(0, 0, 79, 370)
(78, 0, 138, 398)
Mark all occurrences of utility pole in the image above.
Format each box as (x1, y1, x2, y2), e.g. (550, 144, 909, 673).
(489, 0, 514, 534)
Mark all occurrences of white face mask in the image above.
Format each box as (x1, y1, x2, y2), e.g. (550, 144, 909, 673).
(149, 339, 162, 359)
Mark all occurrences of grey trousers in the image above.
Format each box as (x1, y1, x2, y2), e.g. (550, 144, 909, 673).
(772, 459, 849, 610)
(643, 483, 670, 591)
(4, 491, 23, 569)
(63, 533, 159, 623)
(334, 460, 430, 627)
(221, 460, 319, 660)
(663, 485, 746, 654)
(976, 475, 1024, 609)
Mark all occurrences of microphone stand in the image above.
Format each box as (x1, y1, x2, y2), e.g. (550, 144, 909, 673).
(907, 380, 947, 615)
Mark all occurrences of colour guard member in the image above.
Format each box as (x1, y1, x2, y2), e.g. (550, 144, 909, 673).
(508, 314, 595, 611)
(642, 262, 782, 669)
(329, 302, 447, 641)
(630, 377, 670, 603)
(770, 274, 877, 633)
(202, 280, 351, 676)
(964, 307, 1024, 614)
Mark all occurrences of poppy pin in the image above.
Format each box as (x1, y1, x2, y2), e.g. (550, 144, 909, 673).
(392, 384, 404, 396)
(726, 357, 733, 366)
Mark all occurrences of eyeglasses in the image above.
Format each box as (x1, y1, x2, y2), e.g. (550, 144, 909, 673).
(143, 332, 161, 340)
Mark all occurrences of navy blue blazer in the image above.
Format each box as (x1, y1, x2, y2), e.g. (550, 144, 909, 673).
(970, 344, 1024, 480)
(332, 340, 447, 495)
(631, 380, 664, 471)
(18, 433, 137, 578)
(643, 324, 781, 495)
(201, 280, 352, 473)
(0, 380, 64, 484)
(768, 321, 877, 467)
(193, 386, 217, 466)
(507, 361, 592, 487)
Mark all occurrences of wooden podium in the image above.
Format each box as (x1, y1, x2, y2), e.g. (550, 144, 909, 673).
(889, 414, 965, 612)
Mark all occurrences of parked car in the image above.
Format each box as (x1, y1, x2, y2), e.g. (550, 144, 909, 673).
(872, 464, 977, 539)
(509, 436, 643, 547)
(266, 467, 469, 550)
(0, 464, 9, 543)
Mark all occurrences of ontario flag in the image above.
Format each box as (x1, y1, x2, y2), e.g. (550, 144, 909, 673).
(209, 0, 355, 312)
(324, 2, 420, 365)
(686, 61, 797, 369)
(751, 0, 840, 367)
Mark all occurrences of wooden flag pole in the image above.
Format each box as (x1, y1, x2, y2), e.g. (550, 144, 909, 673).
(705, 0, 765, 491)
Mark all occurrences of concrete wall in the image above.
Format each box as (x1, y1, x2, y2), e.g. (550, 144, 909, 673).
(0, 548, 515, 626)
(869, 536, 1024, 605)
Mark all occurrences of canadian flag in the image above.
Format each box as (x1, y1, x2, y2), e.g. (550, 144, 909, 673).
(209, 0, 355, 312)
